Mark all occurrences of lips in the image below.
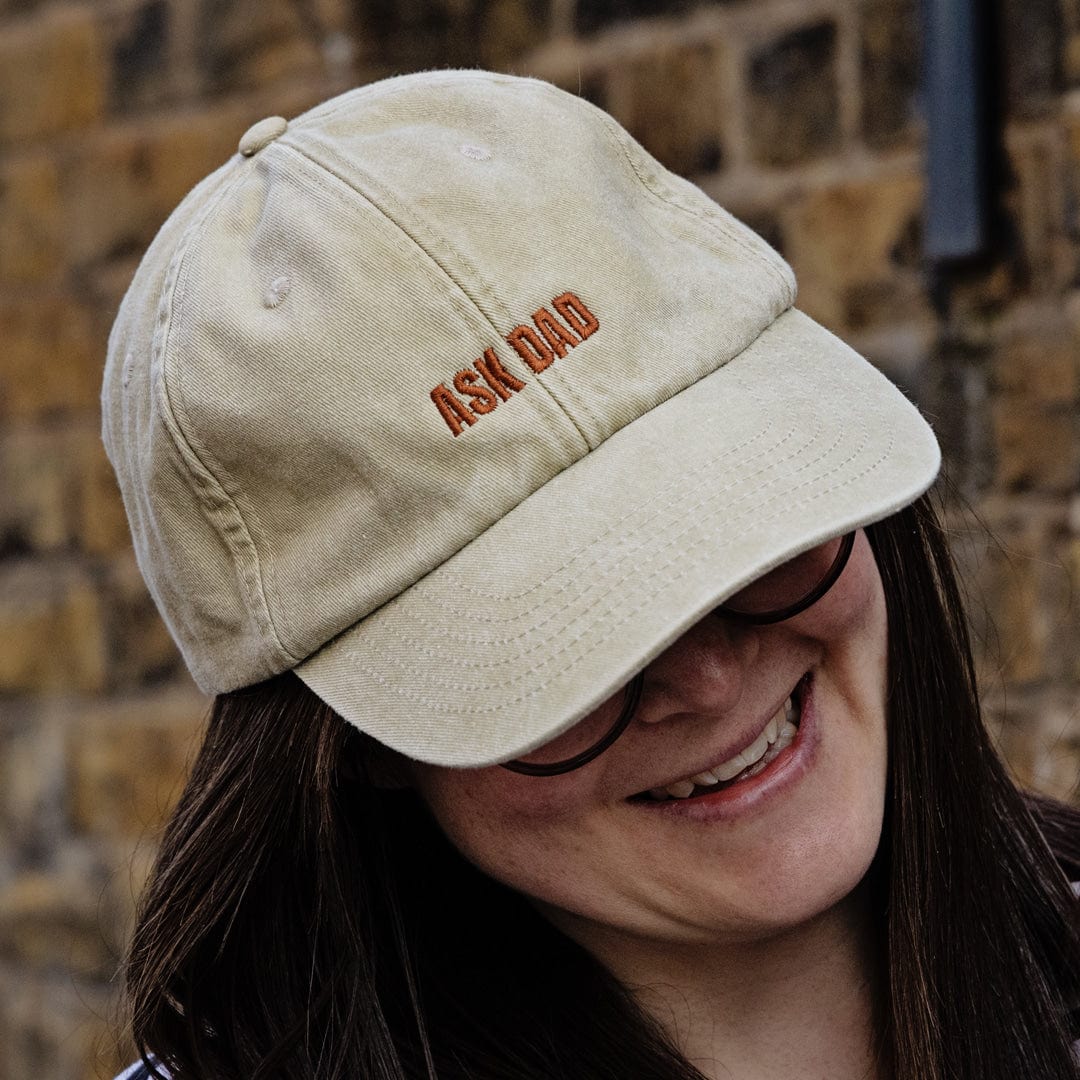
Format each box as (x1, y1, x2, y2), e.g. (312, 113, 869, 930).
(631, 672, 809, 801)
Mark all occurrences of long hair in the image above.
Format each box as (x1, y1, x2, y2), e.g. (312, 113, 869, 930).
(123, 491, 1080, 1079)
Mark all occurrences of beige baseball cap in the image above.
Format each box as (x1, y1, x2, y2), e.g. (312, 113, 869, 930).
(101, 69, 940, 767)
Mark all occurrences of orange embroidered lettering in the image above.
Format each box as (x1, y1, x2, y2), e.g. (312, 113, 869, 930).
(431, 384, 477, 437)
(474, 347, 526, 400)
(453, 369, 499, 415)
(507, 325, 555, 373)
(533, 307, 579, 357)
(553, 291, 599, 340)
(429, 291, 599, 437)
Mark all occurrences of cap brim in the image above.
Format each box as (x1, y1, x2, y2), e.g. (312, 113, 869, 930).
(294, 308, 940, 767)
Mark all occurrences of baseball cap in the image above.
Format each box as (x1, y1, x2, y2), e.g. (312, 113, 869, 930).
(100, 69, 940, 768)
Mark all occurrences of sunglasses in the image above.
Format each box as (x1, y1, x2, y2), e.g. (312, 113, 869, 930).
(502, 531, 857, 777)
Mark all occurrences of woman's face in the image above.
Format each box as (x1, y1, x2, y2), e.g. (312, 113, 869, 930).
(410, 529, 889, 948)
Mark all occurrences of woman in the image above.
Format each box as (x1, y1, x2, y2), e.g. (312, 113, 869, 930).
(103, 70, 1080, 1078)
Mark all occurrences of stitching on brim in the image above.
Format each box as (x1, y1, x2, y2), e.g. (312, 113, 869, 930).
(433, 397, 812, 617)
(356, 423, 889, 714)
(433, 322, 809, 608)
(365, 396, 844, 659)
(341, 376, 883, 701)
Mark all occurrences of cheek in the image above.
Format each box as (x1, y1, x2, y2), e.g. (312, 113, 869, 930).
(848, 544, 889, 701)
(811, 533, 888, 672)
(823, 540, 890, 765)
(414, 767, 599, 896)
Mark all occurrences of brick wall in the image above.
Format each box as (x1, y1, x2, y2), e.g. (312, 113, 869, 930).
(0, 0, 1077, 1076)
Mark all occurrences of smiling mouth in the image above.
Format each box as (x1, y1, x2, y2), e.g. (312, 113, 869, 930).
(630, 673, 808, 802)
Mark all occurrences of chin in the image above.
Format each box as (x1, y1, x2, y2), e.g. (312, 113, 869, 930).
(742, 798, 885, 936)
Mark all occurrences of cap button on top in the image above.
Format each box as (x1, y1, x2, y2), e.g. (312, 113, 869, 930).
(239, 116, 288, 157)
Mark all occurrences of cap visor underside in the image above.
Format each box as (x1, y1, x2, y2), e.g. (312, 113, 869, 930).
(294, 308, 941, 767)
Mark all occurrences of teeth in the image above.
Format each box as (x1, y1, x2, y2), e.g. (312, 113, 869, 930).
(744, 730, 770, 766)
(713, 753, 748, 782)
(774, 719, 797, 750)
(648, 692, 802, 800)
(664, 779, 696, 799)
(740, 756, 771, 781)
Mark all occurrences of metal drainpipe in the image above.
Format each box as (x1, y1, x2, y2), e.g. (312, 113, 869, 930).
(923, 0, 989, 262)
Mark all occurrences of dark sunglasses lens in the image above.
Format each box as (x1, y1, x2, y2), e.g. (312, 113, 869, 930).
(720, 535, 848, 618)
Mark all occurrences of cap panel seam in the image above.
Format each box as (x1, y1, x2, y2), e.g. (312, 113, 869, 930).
(271, 142, 506, 338)
(303, 72, 795, 314)
(529, 350, 612, 447)
(154, 160, 303, 668)
(281, 136, 512, 329)
(275, 139, 592, 453)
(601, 113, 793, 299)
(430, 351, 803, 613)
(564, 91, 794, 304)
(432, 320, 807, 610)
(168, 142, 592, 661)
(483, 77, 786, 292)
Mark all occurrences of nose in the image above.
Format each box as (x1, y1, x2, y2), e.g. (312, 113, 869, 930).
(637, 611, 759, 722)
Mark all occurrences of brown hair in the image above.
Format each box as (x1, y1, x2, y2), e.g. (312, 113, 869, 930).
(124, 491, 1080, 1079)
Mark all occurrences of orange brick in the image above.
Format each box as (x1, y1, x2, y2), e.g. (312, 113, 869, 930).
(1, 974, 123, 1080)
(84, 1020, 139, 1080)
(197, 0, 323, 96)
(0, 703, 63, 845)
(1067, 33, 1080, 85)
(1032, 721, 1080, 803)
(0, 8, 106, 144)
(0, 152, 62, 285)
(747, 21, 840, 168)
(988, 703, 1041, 790)
(994, 329, 1079, 406)
(0, 424, 130, 555)
(0, 295, 102, 419)
(987, 308, 1080, 513)
(106, 0, 173, 114)
(0, 426, 70, 552)
(576, 0, 691, 35)
(1001, 0, 1061, 119)
(860, 0, 919, 148)
(478, 0, 548, 69)
(1007, 129, 1071, 293)
(992, 398, 1079, 493)
(62, 106, 245, 266)
(0, 871, 118, 979)
(952, 514, 1045, 686)
(1058, 537, 1080, 682)
(614, 39, 726, 177)
(0, 562, 107, 693)
(781, 172, 926, 331)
